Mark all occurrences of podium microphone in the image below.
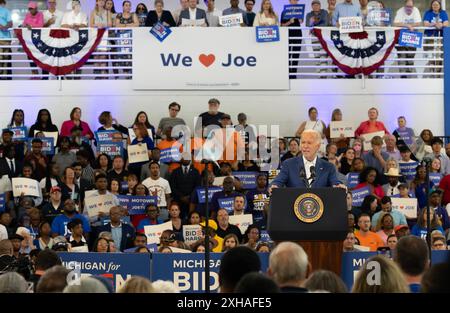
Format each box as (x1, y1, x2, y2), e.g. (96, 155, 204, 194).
(310, 166, 316, 179)
(300, 168, 309, 188)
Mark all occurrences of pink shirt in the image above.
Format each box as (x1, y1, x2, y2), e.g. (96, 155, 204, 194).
(60, 120, 94, 139)
(23, 12, 44, 28)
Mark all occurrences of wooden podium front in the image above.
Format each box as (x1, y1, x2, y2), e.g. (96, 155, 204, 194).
(296, 240, 343, 275)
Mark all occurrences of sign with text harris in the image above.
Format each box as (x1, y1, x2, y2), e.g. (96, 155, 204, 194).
(133, 28, 289, 90)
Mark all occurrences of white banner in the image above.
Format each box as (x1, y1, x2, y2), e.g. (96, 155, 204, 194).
(391, 198, 418, 219)
(362, 130, 386, 151)
(84, 194, 116, 218)
(229, 214, 253, 235)
(12, 177, 41, 197)
(219, 14, 243, 27)
(339, 16, 364, 33)
(144, 221, 173, 245)
(182, 224, 203, 246)
(330, 121, 356, 139)
(133, 28, 289, 90)
(128, 143, 149, 164)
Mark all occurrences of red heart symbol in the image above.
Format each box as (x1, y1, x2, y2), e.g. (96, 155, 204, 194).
(400, 206, 404, 209)
(199, 54, 215, 67)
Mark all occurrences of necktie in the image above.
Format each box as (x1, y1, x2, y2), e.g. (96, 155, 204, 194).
(184, 166, 188, 175)
(391, 188, 394, 195)
(9, 159, 14, 174)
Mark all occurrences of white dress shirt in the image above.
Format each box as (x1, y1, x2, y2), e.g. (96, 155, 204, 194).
(189, 8, 197, 20)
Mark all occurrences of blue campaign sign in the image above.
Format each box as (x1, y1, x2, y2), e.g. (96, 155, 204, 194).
(341, 252, 376, 290)
(232, 172, 258, 189)
(117, 195, 158, 215)
(0, 193, 5, 212)
(160, 147, 182, 163)
(399, 29, 423, 48)
(27, 137, 54, 155)
(256, 26, 280, 43)
(352, 186, 371, 207)
(430, 173, 442, 186)
(123, 243, 157, 253)
(196, 187, 223, 204)
(98, 141, 123, 158)
(58, 252, 152, 291)
(150, 22, 172, 42)
(95, 130, 116, 142)
(260, 230, 272, 243)
(282, 4, 305, 20)
(347, 172, 360, 189)
(151, 252, 269, 293)
(121, 181, 128, 191)
(399, 162, 419, 181)
(9, 127, 27, 141)
(218, 197, 236, 213)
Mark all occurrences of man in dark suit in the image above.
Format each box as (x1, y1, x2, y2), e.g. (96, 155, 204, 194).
(0, 144, 23, 179)
(169, 158, 201, 218)
(97, 206, 135, 252)
(270, 129, 345, 190)
(177, 0, 209, 26)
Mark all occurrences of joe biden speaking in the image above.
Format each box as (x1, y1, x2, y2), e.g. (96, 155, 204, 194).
(270, 130, 346, 189)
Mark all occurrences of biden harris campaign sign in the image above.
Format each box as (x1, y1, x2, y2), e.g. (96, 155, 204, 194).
(133, 28, 288, 90)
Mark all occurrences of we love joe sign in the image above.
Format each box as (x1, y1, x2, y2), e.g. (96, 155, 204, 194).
(133, 27, 289, 90)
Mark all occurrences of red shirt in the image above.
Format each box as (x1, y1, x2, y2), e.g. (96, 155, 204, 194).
(439, 174, 450, 205)
(355, 121, 390, 137)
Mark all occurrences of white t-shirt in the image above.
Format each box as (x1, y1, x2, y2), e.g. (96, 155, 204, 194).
(394, 7, 422, 24)
(0, 224, 8, 241)
(61, 11, 88, 26)
(0, 175, 12, 194)
(43, 9, 64, 28)
(39, 178, 59, 191)
(142, 177, 171, 207)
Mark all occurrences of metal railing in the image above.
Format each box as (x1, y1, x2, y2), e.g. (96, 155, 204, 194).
(0, 26, 445, 80)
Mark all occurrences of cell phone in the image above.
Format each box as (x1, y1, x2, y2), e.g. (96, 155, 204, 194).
(377, 247, 391, 258)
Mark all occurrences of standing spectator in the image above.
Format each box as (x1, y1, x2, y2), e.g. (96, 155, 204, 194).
(382, 168, 402, 197)
(340, 148, 355, 175)
(295, 107, 327, 141)
(157, 102, 186, 138)
(97, 111, 128, 136)
(359, 0, 369, 25)
(332, 0, 361, 26)
(234, 112, 257, 149)
(371, 196, 407, 228)
(61, 0, 88, 30)
(253, 0, 279, 26)
(157, 126, 183, 173)
(0, 144, 22, 179)
(21, 2, 44, 78)
(24, 138, 48, 181)
(89, 0, 112, 78)
(66, 219, 87, 249)
(281, 0, 303, 79)
(326, 109, 350, 155)
(204, 0, 221, 27)
(132, 111, 156, 142)
(327, 0, 336, 25)
(210, 177, 240, 218)
(145, 0, 176, 27)
(0, 0, 12, 80)
(128, 123, 154, 178)
(354, 213, 384, 251)
(427, 190, 450, 232)
(223, 0, 249, 26)
(244, 0, 256, 26)
(60, 107, 94, 140)
(177, 0, 208, 27)
(362, 136, 389, 175)
(142, 161, 172, 221)
(410, 165, 434, 209)
(195, 98, 225, 135)
(28, 109, 59, 139)
(173, 0, 189, 25)
(76, 150, 95, 185)
(135, 3, 148, 26)
(374, 212, 395, 244)
(393, 116, 416, 151)
(41, 186, 64, 224)
(43, 0, 63, 28)
(411, 208, 445, 239)
(394, 0, 422, 78)
(355, 107, 389, 138)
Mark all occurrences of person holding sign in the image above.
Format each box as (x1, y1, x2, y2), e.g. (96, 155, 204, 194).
(128, 123, 153, 178)
(177, 0, 208, 26)
(97, 111, 128, 136)
(157, 126, 183, 173)
(7, 109, 25, 129)
(253, 0, 279, 26)
(355, 107, 389, 139)
(60, 107, 94, 140)
(354, 167, 385, 202)
(136, 203, 163, 233)
(411, 208, 445, 239)
(28, 109, 59, 140)
(325, 109, 351, 155)
(281, 0, 303, 78)
(222, 0, 248, 26)
(331, 0, 361, 26)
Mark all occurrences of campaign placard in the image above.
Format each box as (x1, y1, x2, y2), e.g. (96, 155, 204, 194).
(256, 26, 280, 43)
(231, 171, 258, 189)
(160, 146, 182, 163)
(182, 224, 203, 246)
(339, 16, 364, 34)
(430, 173, 442, 186)
(98, 141, 123, 158)
(196, 187, 223, 204)
(9, 127, 27, 141)
(27, 137, 54, 155)
(95, 130, 116, 142)
(351, 186, 371, 207)
(282, 4, 305, 20)
(218, 197, 235, 213)
(399, 29, 423, 48)
(127, 143, 149, 164)
(144, 221, 173, 244)
(150, 22, 172, 42)
(228, 214, 253, 235)
(330, 121, 356, 139)
(117, 195, 157, 215)
(268, 169, 280, 184)
(362, 130, 386, 151)
(0, 193, 5, 213)
(391, 197, 418, 219)
(11, 177, 40, 197)
(399, 161, 419, 181)
(84, 194, 116, 218)
(347, 172, 360, 189)
(34, 130, 58, 145)
(219, 13, 243, 27)
(123, 243, 157, 253)
(367, 8, 391, 26)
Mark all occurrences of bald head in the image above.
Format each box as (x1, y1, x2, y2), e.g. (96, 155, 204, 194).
(301, 130, 321, 161)
(268, 242, 309, 287)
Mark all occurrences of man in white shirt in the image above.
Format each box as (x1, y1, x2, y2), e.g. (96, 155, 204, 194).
(205, 0, 222, 27)
(142, 161, 172, 221)
(61, 0, 88, 30)
(177, 0, 208, 27)
(43, 0, 63, 28)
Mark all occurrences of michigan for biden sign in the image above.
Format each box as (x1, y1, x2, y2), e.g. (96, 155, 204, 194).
(133, 28, 288, 90)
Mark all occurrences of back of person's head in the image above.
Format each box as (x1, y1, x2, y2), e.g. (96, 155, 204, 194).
(421, 262, 450, 293)
(151, 280, 180, 293)
(219, 246, 261, 293)
(304, 270, 348, 293)
(234, 272, 280, 293)
(63, 277, 109, 293)
(36, 265, 71, 293)
(268, 242, 309, 286)
(0, 272, 29, 293)
(0, 239, 13, 256)
(352, 255, 409, 293)
(35, 249, 62, 271)
(394, 235, 429, 276)
(119, 276, 154, 293)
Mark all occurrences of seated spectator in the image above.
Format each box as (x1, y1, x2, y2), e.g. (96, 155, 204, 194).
(359, 195, 378, 218)
(362, 136, 389, 175)
(371, 196, 407, 228)
(52, 137, 77, 177)
(51, 199, 90, 238)
(98, 206, 135, 252)
(66, 218, 87, 249)
(253, 0, 278, 26)
(107, 156, 129, 183)
(354, 213, 384, 251)
(332, 0, 361, 26)
(431, 233, 447, 250)
(395, 224, 410, 239)
(135, 2, 149, 26)
(339, 148, 355, 176)
(374, 212, 395, 244)
(383, 135, 400, 161)
(24, 138, 49, 181)
(222, 0, 248, 26)
(194, 220, 223, 252)
(281, 138, 301, 162)
(187, 211, 201, 225)
(92, 237, 110, 253)
(237, 149, 260, 172)
(33, 221, 54, 251)
(145, 0, 176, 27)
(427, 190, 450, 231)
(343, 230, 357, 252)
(382, 168, 402, 197)
(394, 235, 429, 292)
(216, 208, 243, 242)
(118, 276, 154, 293)
(137, 204, 163, 233)
(242, 224, 260, 250)
(411, 208, 445, 239)
(221, 233, 239, 252)
(355, 107, 389, 139)
(351, 138, 364, 159)
(177, 0, 208, 27)
(352, 255, 409, 293)
(304, 270, 348, 293)
(132, 232, 147, 249)
(165, 203, 185, 241)
(354, 167, 385, 201)
(94, 153, 112, 173)
(425, 137, 450, 175)
(210, 177, 240, 219)
(387, 233, 398, 250)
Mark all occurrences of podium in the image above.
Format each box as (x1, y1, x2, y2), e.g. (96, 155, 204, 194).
(268, 188, 347, 274)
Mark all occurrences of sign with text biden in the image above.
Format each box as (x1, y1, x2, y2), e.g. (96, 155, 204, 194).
(133, 28, 288, 90)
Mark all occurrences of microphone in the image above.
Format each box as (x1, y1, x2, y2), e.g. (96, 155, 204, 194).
(309, 166, 316, 180)
(300, 168, 310, 188)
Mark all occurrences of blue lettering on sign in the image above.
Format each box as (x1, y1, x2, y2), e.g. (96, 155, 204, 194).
(160, 53, 257, 67)
(9, 127, 28, 141)
(232, 171, 258, 189)
(95, 130, 116, 142)
(98, 141, 123, 158)
(352, 186, 371, 207)
(282, 4, 305, 20)
(27, 137, 54, 155)
(399, 162, 419, 181)
(347, 172, 360, 189)
(150, 22, 172, 42)
(117, 195, 158, 215)
(196, 187, 223, 204)
(218, 197, 236, 213)
(430, 173, 442, 186)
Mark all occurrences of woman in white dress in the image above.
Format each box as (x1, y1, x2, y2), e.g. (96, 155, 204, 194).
(253, 0, 279, 26)
(295, 107, 327, 156)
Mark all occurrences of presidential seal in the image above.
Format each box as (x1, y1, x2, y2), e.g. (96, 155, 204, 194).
(293, 193, 324, 223)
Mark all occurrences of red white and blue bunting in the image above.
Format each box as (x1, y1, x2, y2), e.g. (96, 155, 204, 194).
(15, 28, 106, 76)
(313, 28, 400, 76)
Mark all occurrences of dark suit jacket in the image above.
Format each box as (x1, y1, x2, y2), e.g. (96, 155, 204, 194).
(169, 165, 201, 201)
(98, 223, 135, 252)
(0, 157, 23, 179)
(271, 156, 340, 188)
(177, 8, 208, 26)
(145, 10, 176, 27)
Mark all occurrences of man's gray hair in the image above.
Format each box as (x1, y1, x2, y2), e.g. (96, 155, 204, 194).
(301, 129, 321, 144)
(0, 272, 29, 293)
(63, 277, 109, 293)
(269, 242, 309, 285)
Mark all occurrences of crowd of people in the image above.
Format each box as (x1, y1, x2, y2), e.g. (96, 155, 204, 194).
(0, 0, 448, 79)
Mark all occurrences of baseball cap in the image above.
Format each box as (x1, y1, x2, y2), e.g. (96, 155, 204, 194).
(394, 225, 408, 232)
(312, 0, 321, 4)
(9, 234, 24, 241)
(199, 219, 218, 231)
(220, 114, 231, 121)
(50, 186, 61, 193)
(2, 129, 13, 135)
(28, 1, 37, 9)
(208, 98, 220, 105)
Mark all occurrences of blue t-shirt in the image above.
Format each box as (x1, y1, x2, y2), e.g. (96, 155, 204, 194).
(423, 10, 449, 36)
(246, 188, 270, 224)
(51, 213, 91, 236)
(137, 217, 163, 233)
(411, 224, 445, 239)
(0, 7, 12, 39)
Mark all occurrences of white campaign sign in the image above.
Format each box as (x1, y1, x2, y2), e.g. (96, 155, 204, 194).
(229, 214, 253, 235)
(362, 131, 386, 151)
(391, 198, 418, 219)
(133, 28, 289, 90)
(12, 177, 41, 197)
(84, 194, 116, 218)
(144, 221, 173, 245)
(182, 224, 203, 246)
(330, 121, 356, 138)
(128, 143, 149, 164)
(339, 16, 364, 33)
(219, 14, 243, 27)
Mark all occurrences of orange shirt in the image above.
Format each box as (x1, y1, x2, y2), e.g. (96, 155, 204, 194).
(157, 139, 182, 173)
(354, 230, 385, 252)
